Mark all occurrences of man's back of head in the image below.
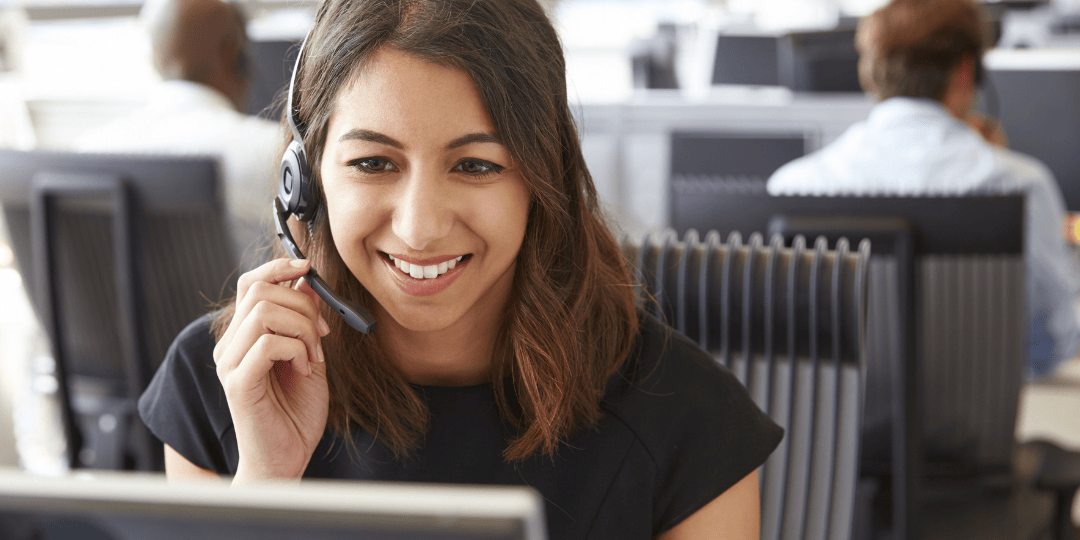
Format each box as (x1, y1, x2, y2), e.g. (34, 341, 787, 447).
(856, 0, 986, 104)
(141, 0, 249, 110)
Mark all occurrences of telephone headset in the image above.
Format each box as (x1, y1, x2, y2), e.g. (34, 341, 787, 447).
(275, 34, 377, 334)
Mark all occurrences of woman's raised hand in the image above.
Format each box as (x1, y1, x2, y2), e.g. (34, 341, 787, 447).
(213, 258, 331, 483)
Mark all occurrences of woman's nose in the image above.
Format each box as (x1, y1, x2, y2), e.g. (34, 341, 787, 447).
(391, 171, 454, 251)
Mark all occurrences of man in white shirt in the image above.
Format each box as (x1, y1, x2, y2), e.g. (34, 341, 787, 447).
(75, 0, 282, 271)
(768, 0, 1080, 378)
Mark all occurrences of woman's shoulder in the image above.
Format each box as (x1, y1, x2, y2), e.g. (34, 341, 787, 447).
(602, 312, 783, 458)
(168, 312, 218, 353)
(598, 313, 782, 531)
(138, 311, 235, 474)
(608, 313, 747, 403)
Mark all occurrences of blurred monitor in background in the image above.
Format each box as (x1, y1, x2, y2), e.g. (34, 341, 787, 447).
(243, 38, 300, 119)
(778, 27, 862, 92)
(767, 0, 1080, 379)
(73, 0, 283, 271)
(710, 29, 861, 92)
(711, 34, 780, 86)
(981, 52, 1080, 211)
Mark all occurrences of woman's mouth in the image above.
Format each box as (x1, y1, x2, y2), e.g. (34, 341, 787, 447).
(387, 254, 464, 279)
(379, 252, 473, 296)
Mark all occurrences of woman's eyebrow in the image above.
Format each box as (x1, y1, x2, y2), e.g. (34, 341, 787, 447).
(338, 129, 404, 148)
(447, 132, 501, 150)
(337, 129, 501, 150)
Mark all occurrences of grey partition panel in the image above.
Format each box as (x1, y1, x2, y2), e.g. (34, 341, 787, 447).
(623, 230, 869, 540)
(920, 255, 1026, 473)
(669, 137, 807, 228)
(669, 134, 806, 180)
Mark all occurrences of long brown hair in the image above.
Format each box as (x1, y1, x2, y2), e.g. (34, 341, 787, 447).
(212, 0, 638, 461)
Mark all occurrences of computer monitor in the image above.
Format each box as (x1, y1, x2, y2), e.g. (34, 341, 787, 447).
(244, 39, 302, 119)
(711, 34, 780, 86)
(982, 52, 1080, 210)
(0, 149, 238, 472)
(0, 468, 548, 540)
(777, 28, 862, 93)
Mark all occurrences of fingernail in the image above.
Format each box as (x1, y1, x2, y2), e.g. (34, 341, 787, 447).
(318, 315, 330, 336)
(317, 342, 325, 363)
(290, 258, 308, 268)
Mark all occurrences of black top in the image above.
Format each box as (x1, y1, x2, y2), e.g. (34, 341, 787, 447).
(139, 313, 783, 539)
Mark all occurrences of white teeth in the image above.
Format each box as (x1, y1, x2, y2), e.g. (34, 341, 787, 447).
(388, 254, 465, 280)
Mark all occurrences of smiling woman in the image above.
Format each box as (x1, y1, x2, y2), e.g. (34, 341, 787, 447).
(135, 1, 783, 538)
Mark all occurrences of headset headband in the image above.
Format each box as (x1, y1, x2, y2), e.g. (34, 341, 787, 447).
(286, 32, 310, 144)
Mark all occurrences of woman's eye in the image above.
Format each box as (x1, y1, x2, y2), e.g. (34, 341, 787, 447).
(454, 159, 504, 178)
(350, 157, 395, 173)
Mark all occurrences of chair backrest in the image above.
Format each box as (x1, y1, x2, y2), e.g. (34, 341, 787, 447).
(622, 229, 870, 540)
(0, 149, 240, 472)
(667, 191, 1027, 540)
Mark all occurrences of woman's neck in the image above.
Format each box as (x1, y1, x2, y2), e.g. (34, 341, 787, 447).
(375, 304, 504, 387)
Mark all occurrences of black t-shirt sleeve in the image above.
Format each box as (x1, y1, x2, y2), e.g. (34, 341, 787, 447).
(137, 314, 238, 474)
(606, 316, 784, 535)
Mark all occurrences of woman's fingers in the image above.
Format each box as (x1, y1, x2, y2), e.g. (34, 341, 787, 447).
(237, 258, 310, 300)
(216, 299, 324, 384)
(237, 333, 310, 385)
(218, 259, 327, 358)
(235, 279, 326, 331)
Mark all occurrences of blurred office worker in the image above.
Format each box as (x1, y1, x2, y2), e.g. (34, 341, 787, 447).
(74, 0, 282, 270)
(767, 0, 1080, 378)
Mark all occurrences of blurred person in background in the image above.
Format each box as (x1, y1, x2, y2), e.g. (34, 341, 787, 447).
(768, 0, 1080, 379)
(75, 0, 281, 271)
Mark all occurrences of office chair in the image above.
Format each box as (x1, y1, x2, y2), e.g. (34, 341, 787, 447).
(623, 229, 870, 540)
(0, 149, 240, 473)
(668, 190, 1080, 540)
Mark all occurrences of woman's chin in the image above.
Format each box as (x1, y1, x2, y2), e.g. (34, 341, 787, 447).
(376, 304, 465, 335)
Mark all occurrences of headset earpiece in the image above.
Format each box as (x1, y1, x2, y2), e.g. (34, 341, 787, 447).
(279, 139, 315, 221)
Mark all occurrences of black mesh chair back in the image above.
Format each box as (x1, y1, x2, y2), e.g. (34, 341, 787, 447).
(667, 190, 1027, 539)
(622, 229, 870, 540)
(0, 149, 240, 472)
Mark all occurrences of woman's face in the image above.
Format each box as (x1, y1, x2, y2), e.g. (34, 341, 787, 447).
(319, 48, 531, 335)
